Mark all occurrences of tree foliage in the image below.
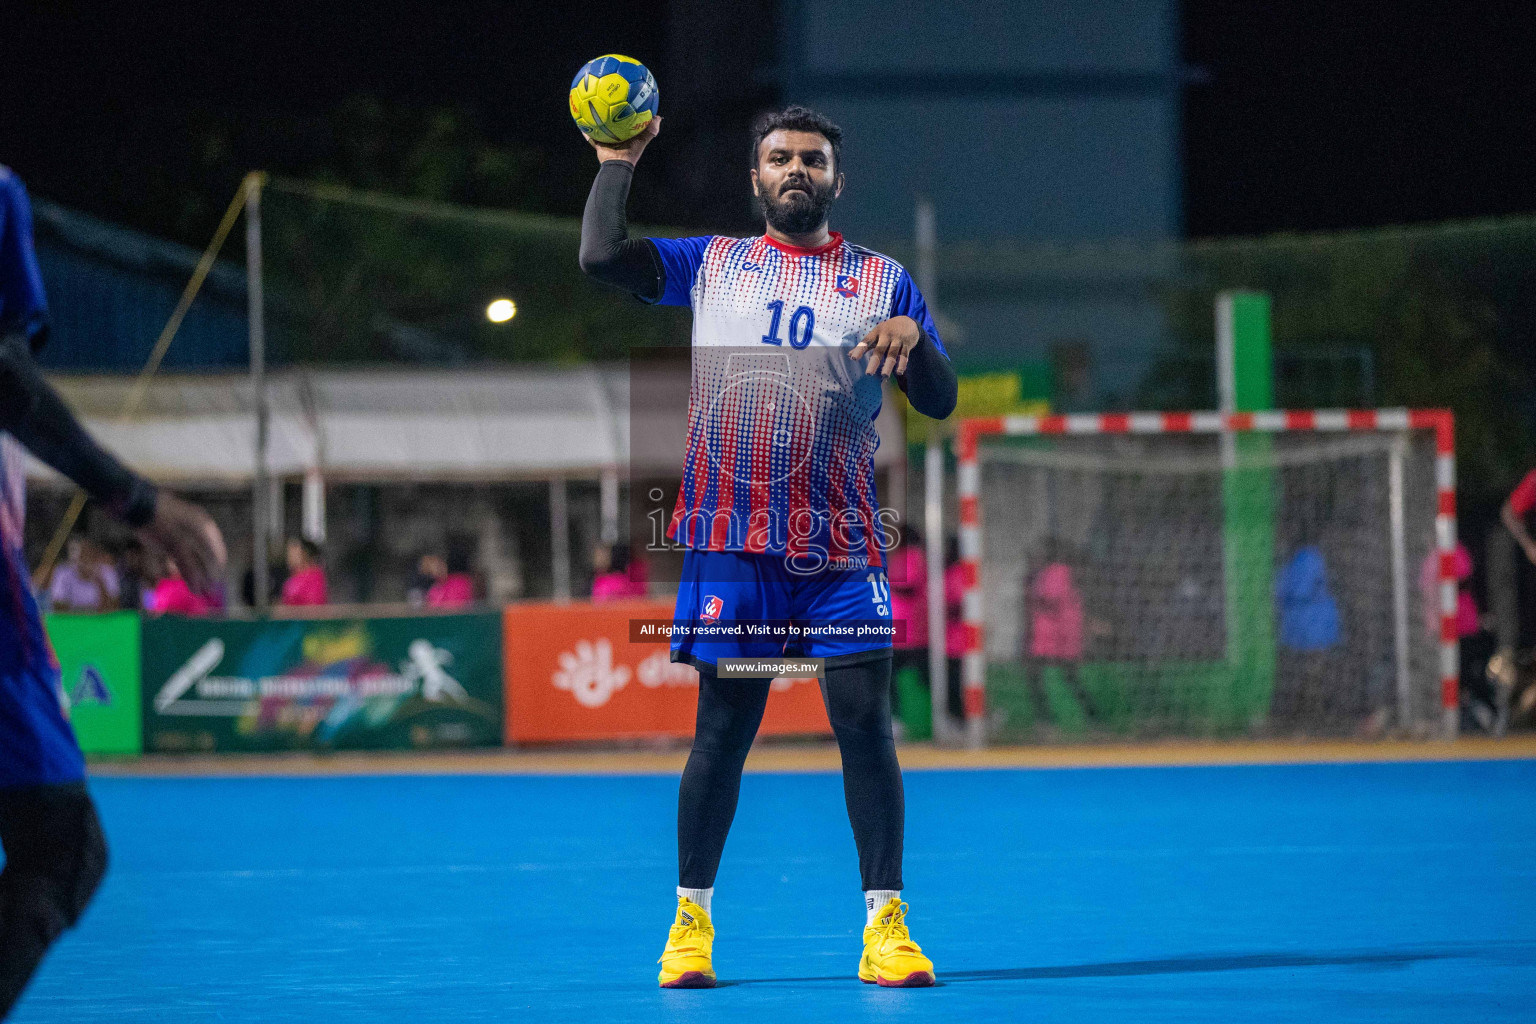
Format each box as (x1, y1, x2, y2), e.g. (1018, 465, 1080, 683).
(1155, 224, 1536, 505)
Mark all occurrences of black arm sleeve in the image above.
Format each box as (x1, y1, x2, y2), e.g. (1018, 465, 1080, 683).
(0, 336, 38, 429)
(897, 329, 959, 420)
(578, 160, 664, 301)
(0, 333, 158, 527)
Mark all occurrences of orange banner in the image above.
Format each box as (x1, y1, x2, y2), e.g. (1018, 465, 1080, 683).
(503, 600, 831, 743)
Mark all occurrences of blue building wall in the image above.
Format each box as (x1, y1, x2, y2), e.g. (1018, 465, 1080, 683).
(780, 0, 1184, 402)
(31, 200, 248, 372)
(783, 0, 1181, 243)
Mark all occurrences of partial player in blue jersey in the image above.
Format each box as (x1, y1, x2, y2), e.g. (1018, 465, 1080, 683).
(580, 108, 956, 988)
(0, 165, 227, 1020)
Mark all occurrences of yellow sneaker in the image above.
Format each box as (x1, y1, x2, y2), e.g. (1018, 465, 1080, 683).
(859, 898, 935, 987)
(657, 897, 716, 988)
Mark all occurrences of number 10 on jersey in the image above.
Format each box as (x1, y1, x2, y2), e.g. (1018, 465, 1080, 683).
(763, 300, 815, 349)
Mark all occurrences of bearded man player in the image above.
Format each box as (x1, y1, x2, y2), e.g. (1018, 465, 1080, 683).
(579, 106, 957, 987)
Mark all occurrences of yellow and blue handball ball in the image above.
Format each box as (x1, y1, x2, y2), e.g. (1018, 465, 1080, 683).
(569, 54, 658, 145)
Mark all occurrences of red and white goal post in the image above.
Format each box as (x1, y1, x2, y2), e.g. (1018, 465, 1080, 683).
(955, 409, 1458, 746)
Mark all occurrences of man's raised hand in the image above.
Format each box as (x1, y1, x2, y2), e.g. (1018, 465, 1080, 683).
(587, 117, 661, 166)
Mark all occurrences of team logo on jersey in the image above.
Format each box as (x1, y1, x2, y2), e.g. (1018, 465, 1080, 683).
(700, 595, 724, 623)
(834, 275, 860, 298)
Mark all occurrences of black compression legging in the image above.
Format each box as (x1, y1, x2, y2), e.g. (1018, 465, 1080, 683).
(0, 782, 108, 1019)
(677, 655, 903, 892)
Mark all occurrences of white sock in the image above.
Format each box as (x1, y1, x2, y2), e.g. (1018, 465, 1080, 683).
(865, 889, 901, 926)
(677, 886, 713, 915)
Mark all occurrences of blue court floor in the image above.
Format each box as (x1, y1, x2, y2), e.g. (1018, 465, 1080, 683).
(14, 759, 1536, 1023)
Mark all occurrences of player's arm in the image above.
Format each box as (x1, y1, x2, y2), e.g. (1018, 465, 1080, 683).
(578, 119, 665, 300)
(0, 333, 225, 589)
(851, 317, 957, 420)
(892, 324, 958, 420)
(0, 332, 156, 525)
(851, 269, 958, 419)
(0, 167, 51, 352)
(1502, 474, 1536, 565)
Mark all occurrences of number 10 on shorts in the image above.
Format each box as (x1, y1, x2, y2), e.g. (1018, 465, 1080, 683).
(867, 572, 889, 617)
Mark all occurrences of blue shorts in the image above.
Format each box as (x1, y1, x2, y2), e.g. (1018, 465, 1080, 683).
(0, 661, 86, 789)
(670, 549, 894, 669)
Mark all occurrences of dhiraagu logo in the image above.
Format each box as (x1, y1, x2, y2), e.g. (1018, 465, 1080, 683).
(44, 611, 142, 756)
(552, 638, 632, 708)
(60, 666, 113, 712)
(66, 664, 112, 708)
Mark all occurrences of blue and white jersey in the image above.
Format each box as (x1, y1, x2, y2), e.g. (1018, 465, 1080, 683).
(0, 167, 52, 676)
(648, 231, 945, 570)
(0, 166, 80, 790)
(0, 165, 49, 345)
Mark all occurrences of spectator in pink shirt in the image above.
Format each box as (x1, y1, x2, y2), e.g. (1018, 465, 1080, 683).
(279, 538, 328, 607)
(1023, 543, 1096, 723)
(147, 559, 214, 616)
(1422, 540, 1502, 731)
(885, 528, 930, 726)
(426, 545, 477, 609)
(1419, 541, 1480, 641)
(592, 544, 647, 602)
(889, 529, 928, 652)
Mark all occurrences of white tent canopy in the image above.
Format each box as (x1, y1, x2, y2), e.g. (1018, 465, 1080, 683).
(31, 365, 907, 486)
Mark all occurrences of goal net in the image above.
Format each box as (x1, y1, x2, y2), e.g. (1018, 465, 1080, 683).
(957, 410, 1458, 744)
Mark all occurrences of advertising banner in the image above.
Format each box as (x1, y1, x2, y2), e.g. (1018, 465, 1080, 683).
(504, 600, 832, 743)
(141, 613, 503, 753)
(44, 612, 143, 756)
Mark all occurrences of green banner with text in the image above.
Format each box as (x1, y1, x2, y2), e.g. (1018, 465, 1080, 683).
(141, 613, 503, 753)
(44, 612, 143, 756)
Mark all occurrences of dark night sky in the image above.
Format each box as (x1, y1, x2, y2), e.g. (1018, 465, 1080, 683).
(1183, 1, 1536, 235)
(3, 1, 1535, 241)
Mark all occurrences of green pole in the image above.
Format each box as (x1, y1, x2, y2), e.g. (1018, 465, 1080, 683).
(1218, 291, 1276, 728)
(1227, 293, 1273, 410)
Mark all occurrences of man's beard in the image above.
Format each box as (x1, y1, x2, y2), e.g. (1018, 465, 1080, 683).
(758, 177, 836, 236)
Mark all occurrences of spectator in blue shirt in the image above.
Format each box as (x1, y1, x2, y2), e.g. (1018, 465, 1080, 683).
(1277, 545, 1342, 652)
